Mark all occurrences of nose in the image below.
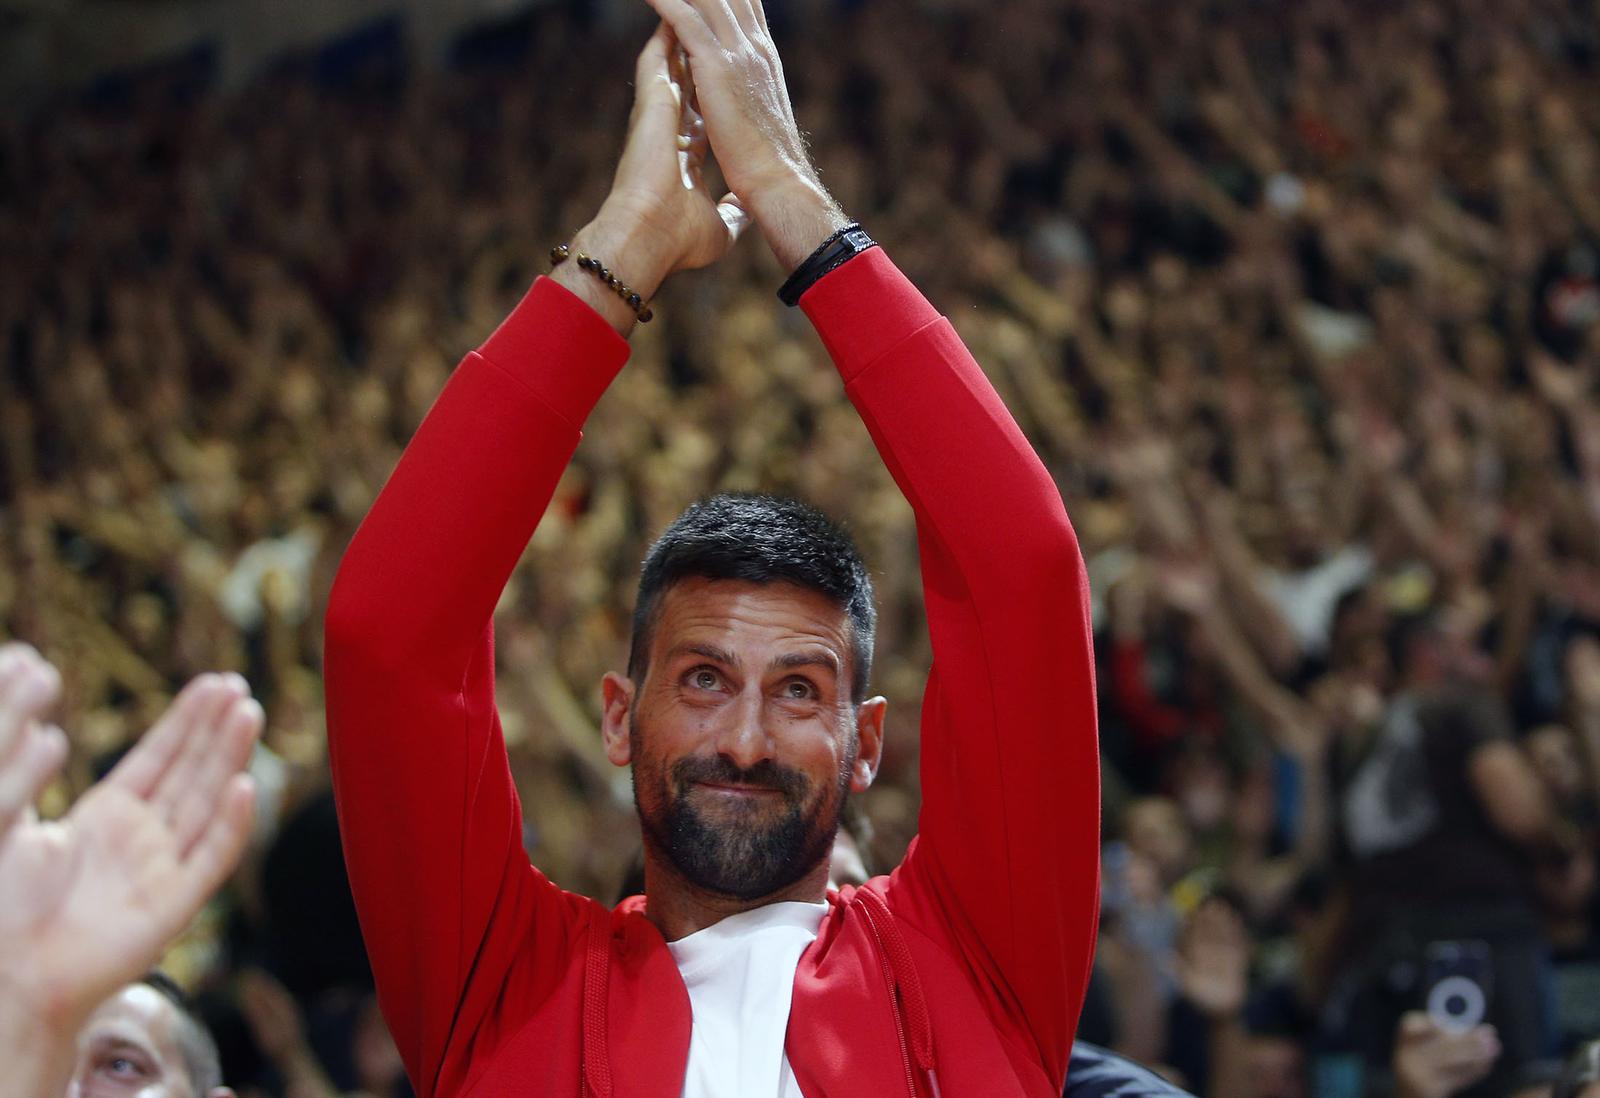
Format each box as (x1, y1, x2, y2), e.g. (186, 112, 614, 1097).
(710, 684, 774, 773)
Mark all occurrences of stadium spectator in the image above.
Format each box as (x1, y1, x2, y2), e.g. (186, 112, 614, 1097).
(68, 973, 233, 1098)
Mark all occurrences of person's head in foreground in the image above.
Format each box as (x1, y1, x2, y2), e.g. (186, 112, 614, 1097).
(601, 493, 886, 905)
(67, 973, 231, 1098)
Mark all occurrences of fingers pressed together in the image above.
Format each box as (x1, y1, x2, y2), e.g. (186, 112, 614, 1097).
(645, 0, 768, 54)
(108, 672, 263, 894)
(2, 652, 263, 902)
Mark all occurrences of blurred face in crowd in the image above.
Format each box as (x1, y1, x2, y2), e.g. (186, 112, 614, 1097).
(603, 579, 884, 902)
(1169, 748, 1231, 834)
(1525, 724, 1585, 803)
(1123, 798, 1191, 886)
(1244, 1036, 1306, 1098)
(66, 984, 231, 1098)
(1231, 762, 1277, 848)
(1283, 509, 1326, 571)
(1329, 588, 1390, 681)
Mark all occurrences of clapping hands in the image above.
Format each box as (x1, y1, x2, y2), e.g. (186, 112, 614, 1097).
(0, 643, 260, 1040)
(642, 0, 846, 268)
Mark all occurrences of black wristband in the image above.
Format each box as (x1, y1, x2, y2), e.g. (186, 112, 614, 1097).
(777, 223, 878, 306)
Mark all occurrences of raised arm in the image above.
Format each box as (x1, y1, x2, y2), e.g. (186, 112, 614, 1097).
(646, 0, 1099, 1082)
(321, 26, 749, 1095)
(816, 252, 1100, 1078)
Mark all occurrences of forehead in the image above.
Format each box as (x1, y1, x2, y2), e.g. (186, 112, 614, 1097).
(650, 578, 853, 657)
(79, 985, 185, 1069)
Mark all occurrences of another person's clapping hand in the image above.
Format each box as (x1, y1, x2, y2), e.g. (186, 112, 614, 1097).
(0, 645, 262, 1097)
(0, 645, 68, 843)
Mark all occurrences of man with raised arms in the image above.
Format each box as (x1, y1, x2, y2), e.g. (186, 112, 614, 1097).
(324, 2, 1100, 1094)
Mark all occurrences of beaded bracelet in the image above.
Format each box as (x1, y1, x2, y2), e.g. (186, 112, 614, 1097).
(550, 243, 653, 323)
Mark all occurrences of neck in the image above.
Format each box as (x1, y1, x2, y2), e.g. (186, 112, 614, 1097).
(641, 852, 830, 941)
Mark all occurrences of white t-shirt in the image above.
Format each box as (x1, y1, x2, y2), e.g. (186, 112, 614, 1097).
(666, 900, 829, 1098)
(1265, 545, 1374, 655)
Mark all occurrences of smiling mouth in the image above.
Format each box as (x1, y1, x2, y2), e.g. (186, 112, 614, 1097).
(692, 781, 782, 797)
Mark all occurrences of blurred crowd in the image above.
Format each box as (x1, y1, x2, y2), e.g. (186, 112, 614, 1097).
(4, 0, 1600, 1094)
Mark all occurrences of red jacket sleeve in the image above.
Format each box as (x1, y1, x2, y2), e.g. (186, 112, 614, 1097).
(801, 249, 1101, 1085)
(323, 277, 628, 1096)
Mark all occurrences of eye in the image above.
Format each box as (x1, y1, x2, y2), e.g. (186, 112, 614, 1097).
(781, 678, 817, 700)
(97, 1053, 152, 1080)
(688, 667, 721, 690)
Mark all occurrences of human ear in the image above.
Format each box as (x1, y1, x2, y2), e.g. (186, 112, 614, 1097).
(850, 697, 887, 793)
(601, 672, 636, 767)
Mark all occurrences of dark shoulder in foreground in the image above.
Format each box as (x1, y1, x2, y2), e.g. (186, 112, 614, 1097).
(1067, 1042, 1195, 1098)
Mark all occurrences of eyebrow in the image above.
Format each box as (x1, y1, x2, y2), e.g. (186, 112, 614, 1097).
(671, 643, 739, 667)
(89, 1034, 158, 1060)
(669, 644, 840, 678)
(772, 650, 839, 678)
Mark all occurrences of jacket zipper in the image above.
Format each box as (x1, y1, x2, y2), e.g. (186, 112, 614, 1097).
(859, 897, 921, 1098)
(581, 912, 613, 1098)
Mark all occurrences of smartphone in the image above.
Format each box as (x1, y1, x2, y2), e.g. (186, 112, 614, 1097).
(1421, 940, 1494, 1035)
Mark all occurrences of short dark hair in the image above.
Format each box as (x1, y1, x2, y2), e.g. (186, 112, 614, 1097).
(140, 971, 223, 1095)
(628, 493, 876, 703)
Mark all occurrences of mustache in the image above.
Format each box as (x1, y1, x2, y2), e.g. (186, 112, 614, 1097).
(670, 754, 809, 798)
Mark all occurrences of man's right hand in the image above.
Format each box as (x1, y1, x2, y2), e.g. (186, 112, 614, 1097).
(557, 23, 749, 334)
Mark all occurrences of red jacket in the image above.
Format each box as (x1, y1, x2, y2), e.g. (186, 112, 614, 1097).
(324, 248, 1101, 1098)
